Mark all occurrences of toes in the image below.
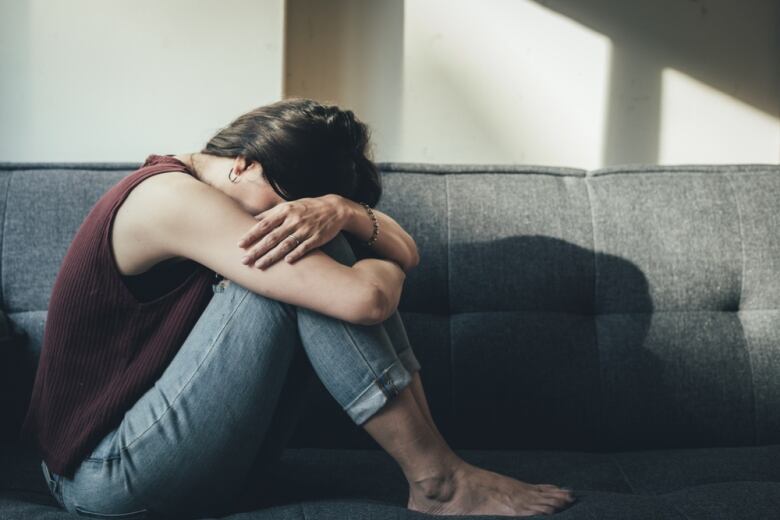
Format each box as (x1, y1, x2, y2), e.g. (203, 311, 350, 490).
(537, 494, 573, 510)
(530, 504, 557, 515)
(537, 484, 575, 501)
(546, 489, 575, 500)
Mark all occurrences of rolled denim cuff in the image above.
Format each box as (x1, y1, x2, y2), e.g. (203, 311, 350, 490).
(342, 358, 414, 426)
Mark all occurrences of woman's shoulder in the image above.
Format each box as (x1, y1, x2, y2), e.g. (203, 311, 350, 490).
(112, 171, 203, 275)
(125, 169, 201, 217)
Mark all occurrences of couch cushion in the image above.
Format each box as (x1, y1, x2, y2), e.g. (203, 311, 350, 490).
(4, 441, 779, 519)
(0, 308, 31, 443)
(286, 163, 780, 452)
(4, 163, 780, 452)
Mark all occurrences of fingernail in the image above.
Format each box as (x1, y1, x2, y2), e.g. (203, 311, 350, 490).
(241, 256, 250, 264)
(286, 256, 292, 263)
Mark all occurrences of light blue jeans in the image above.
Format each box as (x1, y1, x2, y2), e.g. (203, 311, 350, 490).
(41, 231, 421, 519)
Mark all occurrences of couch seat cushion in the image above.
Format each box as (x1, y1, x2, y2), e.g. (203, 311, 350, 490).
(3, 442, 779, 519)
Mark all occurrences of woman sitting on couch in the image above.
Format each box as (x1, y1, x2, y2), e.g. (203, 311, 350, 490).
(22, 97, 576, 518)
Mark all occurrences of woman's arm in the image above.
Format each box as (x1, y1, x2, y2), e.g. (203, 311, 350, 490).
(146, 175, 387, 326)
(351, 257, 407, 322)
(335, 196, 420, 273)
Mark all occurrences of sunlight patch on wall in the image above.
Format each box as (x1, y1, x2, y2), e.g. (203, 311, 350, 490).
(401, 0, 611, 168)
(659, 67, 780, 164)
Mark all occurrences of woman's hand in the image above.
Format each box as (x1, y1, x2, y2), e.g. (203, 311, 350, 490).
(237, 194, 347, 269)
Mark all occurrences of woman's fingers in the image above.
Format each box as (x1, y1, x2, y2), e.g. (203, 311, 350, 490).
(239, 221, 288, 263)
(242, 226, 286, 265)
(237, 212, 279, 248)
(283, 234, 319, 264)
(254, 233, 311, 269)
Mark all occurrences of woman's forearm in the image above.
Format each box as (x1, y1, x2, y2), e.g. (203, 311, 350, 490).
(336, 196, 420, 273)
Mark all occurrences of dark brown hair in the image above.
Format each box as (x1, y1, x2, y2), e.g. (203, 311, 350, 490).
(199, 97, 382, 207)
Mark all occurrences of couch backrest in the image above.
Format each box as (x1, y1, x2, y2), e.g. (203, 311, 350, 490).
(2, 161, 779, 452)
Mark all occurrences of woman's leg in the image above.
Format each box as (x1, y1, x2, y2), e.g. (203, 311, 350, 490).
(291, 242, 576, 517)
(375, 309, 441, 438)
(53, 231, 575, 519)
(53, 231, 424, 519)
(55, 264, 308, 518)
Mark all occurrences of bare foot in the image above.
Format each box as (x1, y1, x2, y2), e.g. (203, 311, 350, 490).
(407, 459, 576, 517)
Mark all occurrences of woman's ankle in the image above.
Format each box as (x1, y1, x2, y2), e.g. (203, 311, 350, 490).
(406, 448, 464, 496)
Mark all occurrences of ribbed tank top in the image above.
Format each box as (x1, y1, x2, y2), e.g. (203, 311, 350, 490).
(20, 154, 217, 478)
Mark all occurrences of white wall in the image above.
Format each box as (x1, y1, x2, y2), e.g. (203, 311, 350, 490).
(2, 0, 778, 167)
(283, 0, 404, 161)
(0, 0, 285, 163)
(285, 0, 780, 169)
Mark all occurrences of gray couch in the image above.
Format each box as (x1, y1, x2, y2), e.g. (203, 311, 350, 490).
(2, 160, 780, 519)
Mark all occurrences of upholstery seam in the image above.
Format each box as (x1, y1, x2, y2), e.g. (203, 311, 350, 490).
(724, 171, 759, 446)
(119, 288, 252, 454)
(0, 171, 12, 308)
(608, 455, 636, 494)
(584, 175, 607, 447)
(445, 175, 454, 427)
(725, 172, 747, 312)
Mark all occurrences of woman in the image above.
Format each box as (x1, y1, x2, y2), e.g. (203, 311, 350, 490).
(22, 98, 576, 518)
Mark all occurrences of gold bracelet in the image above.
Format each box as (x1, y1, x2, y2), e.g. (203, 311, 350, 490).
(359, 201, 379, 247)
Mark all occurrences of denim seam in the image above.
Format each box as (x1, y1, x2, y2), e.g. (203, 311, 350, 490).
(337, 319, 387, 397)
(118, 288, 252, 455)
(73, 505, 149, 518)
(84, 454, 121, 462)
(85, 429, 121, 462)
(83, 450, 122, 462)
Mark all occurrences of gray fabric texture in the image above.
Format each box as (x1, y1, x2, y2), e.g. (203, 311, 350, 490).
(1, 160, 779, 519)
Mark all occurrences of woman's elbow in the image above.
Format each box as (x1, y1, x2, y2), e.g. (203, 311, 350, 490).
(353, 285, 389, 326)
(404, 240, 420, 272)
(408, 249, 420, 270)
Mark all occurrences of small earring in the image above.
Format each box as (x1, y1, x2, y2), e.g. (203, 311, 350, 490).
(228, 167, 240, 183)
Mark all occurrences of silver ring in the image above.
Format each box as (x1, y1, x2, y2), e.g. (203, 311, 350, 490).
(288, 234, 302, 246)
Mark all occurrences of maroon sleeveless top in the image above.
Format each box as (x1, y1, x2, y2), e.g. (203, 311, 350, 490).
(20, 154, 217, 477)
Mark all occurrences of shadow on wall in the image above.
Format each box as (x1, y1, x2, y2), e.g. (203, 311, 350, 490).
(531, 0, 780, 166)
